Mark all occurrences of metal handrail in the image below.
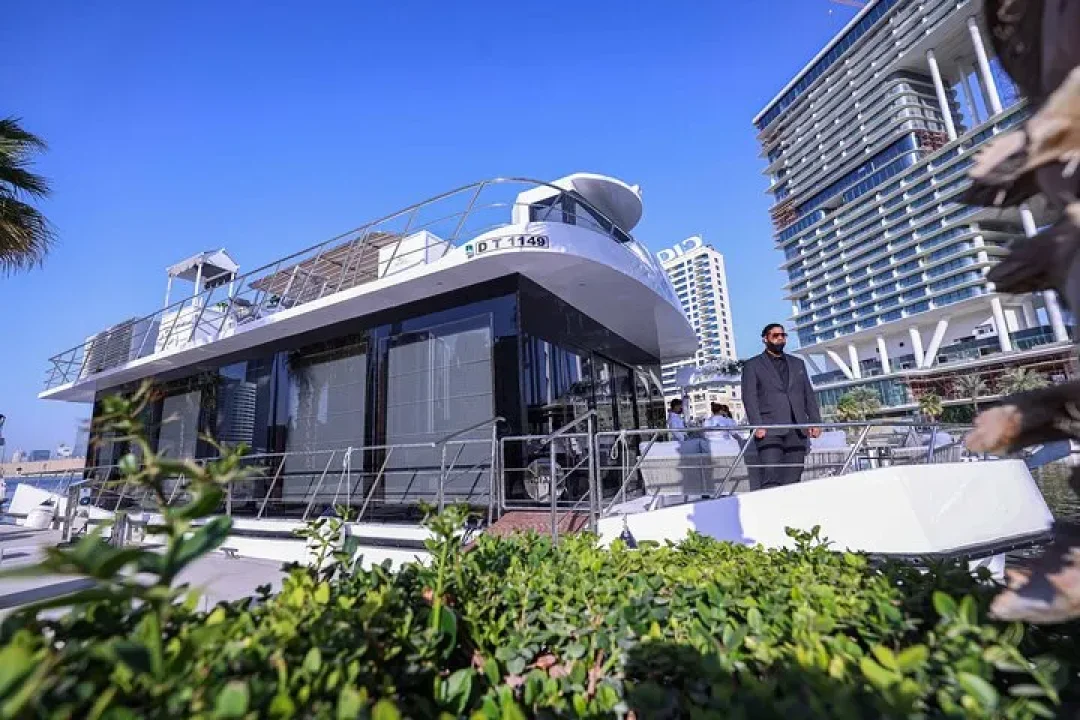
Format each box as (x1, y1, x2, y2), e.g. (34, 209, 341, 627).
(540, 410, 597, 445)
(585, 421, 981, 509)
(435, 416, 506, 446)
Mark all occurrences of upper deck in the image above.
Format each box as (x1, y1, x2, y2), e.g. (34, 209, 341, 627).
(41, 175, 697, 402)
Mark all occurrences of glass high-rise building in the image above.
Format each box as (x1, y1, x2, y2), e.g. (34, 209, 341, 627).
(755, 0, 1075, 415)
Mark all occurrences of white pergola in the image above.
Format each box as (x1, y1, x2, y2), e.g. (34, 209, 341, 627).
(163, 249, 240, 306)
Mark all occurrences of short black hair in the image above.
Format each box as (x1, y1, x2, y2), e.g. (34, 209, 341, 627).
(762, 323, 785, 338)
(669, 398, 682, 409)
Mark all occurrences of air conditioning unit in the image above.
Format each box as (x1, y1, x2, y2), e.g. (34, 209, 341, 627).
(79, 316, 161, 379)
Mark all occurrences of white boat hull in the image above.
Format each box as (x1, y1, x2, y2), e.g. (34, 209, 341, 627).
(600, 460, 1053, 575)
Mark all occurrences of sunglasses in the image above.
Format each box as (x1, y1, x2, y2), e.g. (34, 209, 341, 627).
(768, 332, 788, 338)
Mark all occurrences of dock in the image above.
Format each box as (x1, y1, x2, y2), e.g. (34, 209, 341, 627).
(0, 524, 288, 619)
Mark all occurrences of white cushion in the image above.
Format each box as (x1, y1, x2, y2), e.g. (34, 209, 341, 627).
(811, 431, 848, 450)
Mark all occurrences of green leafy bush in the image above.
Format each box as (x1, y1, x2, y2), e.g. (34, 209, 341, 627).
(1, 390, 1078, 718)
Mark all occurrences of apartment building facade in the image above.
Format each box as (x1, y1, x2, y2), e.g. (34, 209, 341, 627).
(755, 0, 1074, 417)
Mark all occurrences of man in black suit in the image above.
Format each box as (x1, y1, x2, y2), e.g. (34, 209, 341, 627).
(740, 323, 822, 488)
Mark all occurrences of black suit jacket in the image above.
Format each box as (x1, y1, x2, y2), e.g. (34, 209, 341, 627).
(740, 351, 822, 439)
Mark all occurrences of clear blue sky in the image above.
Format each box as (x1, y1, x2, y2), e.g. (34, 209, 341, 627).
(0, 0, 861, 453)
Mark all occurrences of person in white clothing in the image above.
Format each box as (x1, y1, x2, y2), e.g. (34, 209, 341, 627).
(667, 399, 687, 441)
(702, 402, 737, 440)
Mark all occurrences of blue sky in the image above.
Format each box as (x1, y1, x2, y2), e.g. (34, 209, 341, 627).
(0, 0, 861, 453)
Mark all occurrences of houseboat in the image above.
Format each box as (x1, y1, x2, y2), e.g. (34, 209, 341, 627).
(22, 174, 1054, 575)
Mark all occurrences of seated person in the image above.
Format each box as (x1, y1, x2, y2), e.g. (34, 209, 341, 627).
(667, 399, 687, 442)
(703, 402, 738, 440)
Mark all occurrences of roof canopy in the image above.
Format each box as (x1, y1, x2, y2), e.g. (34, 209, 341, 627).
(555, 173, 643, 232)
(166, 249, 239, 284)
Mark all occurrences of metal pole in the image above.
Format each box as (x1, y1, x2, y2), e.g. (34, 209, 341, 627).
(713, 429, 756, 498)
(356, 447, 395, 523)
(449, 182, 486, 243)
(303, 451, 338, 521)
(498, 437, 508, 515)
(838, 425, 872, 475)
(226, 482, 232, 516)
(345, 448, 352, 509)
(549, 436, 558, 545)
(438, 444, 447, 512)
(488, 422, 499, 526)
(587, 412, 598, 534)
(926, 423, 939, 463)
(257, 456, 287, 519)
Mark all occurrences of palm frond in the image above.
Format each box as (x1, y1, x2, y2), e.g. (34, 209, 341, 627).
(0, 163, 51, 199)
(0, 195, 55, 274)
(0, 117, 48, 153)
(0, 117, 53, 273)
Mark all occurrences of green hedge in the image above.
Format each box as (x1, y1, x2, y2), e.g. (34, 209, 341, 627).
(2, 509, 1079, 719)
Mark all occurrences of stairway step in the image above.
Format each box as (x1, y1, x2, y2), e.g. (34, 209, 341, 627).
(486, 511, 589, 538)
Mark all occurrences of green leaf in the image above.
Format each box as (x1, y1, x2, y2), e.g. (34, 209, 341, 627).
(445, 669, 473, 714)
(270, 693, 297, 719)
(483, 657, 500, 685)
(93, 640, 152, 673)
(173, 516, 233, 571)
(0, 644, 36, 696)
(896, 645, 928, 672)
(564, 641, 586, 660)
(932, 591, 957, 619)
(1008, 684, 1047, 698)
(314, 582, 330, 605)
(175, 486, 225, 521)
(337, 685, 364, 719)
(957, 672, 998, 709)
(304, 647, 323, 674)
(371, 699, 402, 720)
(959, 595, 978, 625)
(859, 657, 897, 689)
(999, 622, 1025, 646)
(435, 605, 458, 649)
(214, 680, 250, 719)
(871, 645, 898, 671)
(506, 656, 527, 676)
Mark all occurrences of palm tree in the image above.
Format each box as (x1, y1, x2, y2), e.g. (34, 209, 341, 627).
(834, 394, 861, 422)
(997, 367, 1049, 396)
(1, 117, 54, 274)
(834, 386, 882, 421)
(918, 392, 944, 422)
(953, 374, 989, 413)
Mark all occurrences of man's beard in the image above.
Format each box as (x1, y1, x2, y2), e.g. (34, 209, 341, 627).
(766, 342, 786, 354)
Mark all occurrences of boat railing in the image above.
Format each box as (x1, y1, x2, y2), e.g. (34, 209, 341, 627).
(40, 417, 510, 535)
(43, 178, 667, 392)
(594, 421, 989, 519)
(497, 410, 600, 540)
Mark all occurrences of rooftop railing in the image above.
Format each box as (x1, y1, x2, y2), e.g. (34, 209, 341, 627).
(43, 178, 669, 392)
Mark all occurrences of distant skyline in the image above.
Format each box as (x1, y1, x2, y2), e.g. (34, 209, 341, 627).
(0, 0, 863, 451)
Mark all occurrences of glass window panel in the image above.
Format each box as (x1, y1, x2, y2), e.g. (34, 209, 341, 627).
(281, 340, 367, 501)
(158, 390, 201, 459)
(612, 364, 636, 431)
(382, 314, 494, 503)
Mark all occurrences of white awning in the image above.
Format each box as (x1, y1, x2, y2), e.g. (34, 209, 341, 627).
(166, 249, 239, 284)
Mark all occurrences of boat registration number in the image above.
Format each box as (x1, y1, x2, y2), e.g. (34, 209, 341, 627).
(465, 235, 549, 258)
